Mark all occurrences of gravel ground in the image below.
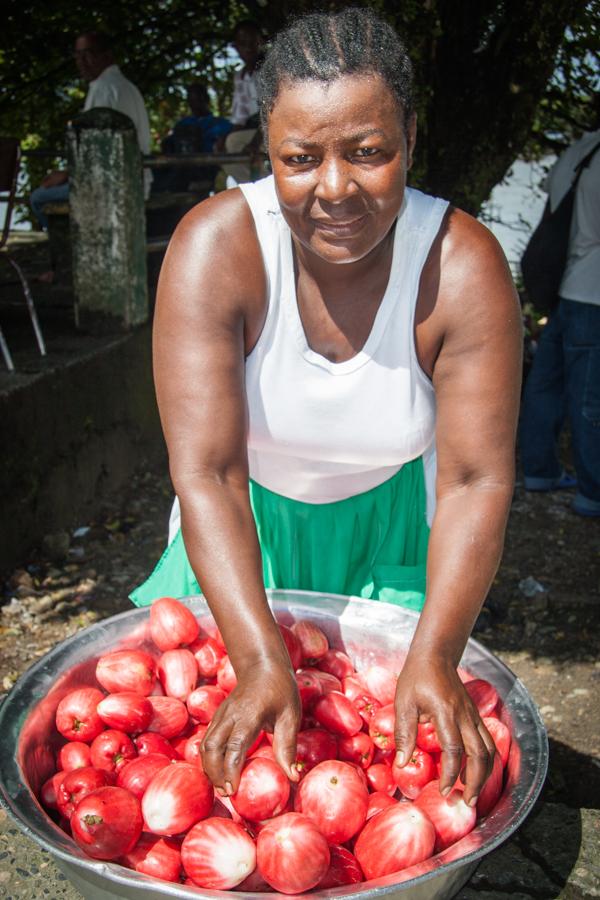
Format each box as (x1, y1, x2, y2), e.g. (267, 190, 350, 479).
(0, 462, 599, 898)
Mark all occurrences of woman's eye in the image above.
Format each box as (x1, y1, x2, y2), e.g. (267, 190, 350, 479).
(355, 147, 379, 158)
(289, 154, 314, 164)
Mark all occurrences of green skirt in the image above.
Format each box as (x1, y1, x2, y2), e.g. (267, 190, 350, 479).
(130, 457, 430, 611)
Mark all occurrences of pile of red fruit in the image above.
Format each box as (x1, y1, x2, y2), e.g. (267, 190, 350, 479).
(38, 597, 511, 894)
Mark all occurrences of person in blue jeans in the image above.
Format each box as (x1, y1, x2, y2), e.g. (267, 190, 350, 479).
(520, 124, 600, 517)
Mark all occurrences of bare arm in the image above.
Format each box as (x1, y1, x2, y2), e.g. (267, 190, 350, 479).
(153, 191, 301, 793)
(394, 210, 522, 804)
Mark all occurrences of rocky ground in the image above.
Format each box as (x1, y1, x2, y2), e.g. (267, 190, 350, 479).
(0, 462, 598, 898)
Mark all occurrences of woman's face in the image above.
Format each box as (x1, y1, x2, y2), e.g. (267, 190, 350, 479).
(268, 74, 416, 266)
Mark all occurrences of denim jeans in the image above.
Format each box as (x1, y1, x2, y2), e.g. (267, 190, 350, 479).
(30, 182, 70, 229)
(519, 298, 600, 506)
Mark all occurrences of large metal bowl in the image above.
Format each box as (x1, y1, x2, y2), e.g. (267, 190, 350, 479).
(0, 590, 548, 900)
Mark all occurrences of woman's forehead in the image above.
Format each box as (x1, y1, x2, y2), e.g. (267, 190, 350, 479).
(268, 73, 403, 136)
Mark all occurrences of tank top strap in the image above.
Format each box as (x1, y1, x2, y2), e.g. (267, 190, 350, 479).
(239, 177, 286, 296)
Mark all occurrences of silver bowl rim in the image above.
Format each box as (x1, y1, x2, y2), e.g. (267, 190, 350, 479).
(0, 589, 549, 898)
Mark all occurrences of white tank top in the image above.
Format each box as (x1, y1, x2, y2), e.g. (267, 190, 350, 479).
(240, 176, 448, 520)
(168, 177, 447, 543)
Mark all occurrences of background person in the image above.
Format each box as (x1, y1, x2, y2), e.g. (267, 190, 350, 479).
(519, 109, 600, 517)
(132, 9, 522, 805)
(157, 83, 232, 192)
(220, 20, 266, 185)
(30, 31, 152, 279)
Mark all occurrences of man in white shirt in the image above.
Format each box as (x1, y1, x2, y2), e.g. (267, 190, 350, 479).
(520, 115, 600, 517)
(221, 21, 266, 186)
(30, 31, 152, 279)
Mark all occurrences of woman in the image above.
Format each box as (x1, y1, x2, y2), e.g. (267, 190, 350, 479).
(132, 9, 522, 808)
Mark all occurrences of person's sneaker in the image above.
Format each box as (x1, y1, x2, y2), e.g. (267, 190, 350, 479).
(572, 493, 600, 518)
(523, 471, 577, 492)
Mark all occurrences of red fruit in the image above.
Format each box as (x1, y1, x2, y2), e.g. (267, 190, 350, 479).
(476, 751, 504, 818)
(121, 834, 182, 883)
(149, 597, 200, 651)
(278, 624, 303, 670)
(90, 729, 137, 775)
(182, 731, 206, 769)
(71, 786, 143, 860)
(317, 649, 355, 681)
(186, 685, 226, 723)
(251, 744, 276, 762)
(40, 771, 67, 811)
(182, 817, 257, 889)
(313, 691, 362, 737)
(257, 812, 330, 894)
(372, 746, 394, 766)
(465, 678, 499, 718)
(391, 747, 437, 799)
(116, 753, 172, 800)
(56, 766, 112, 819)
(291, 619, 329, 662)
(295, 729, 338, 775)
(366, 762, 397, 796)
(354, 802, 435, 878)
(318, 844, 363, 888)
(366, 790, 398, 820)
(234, 867, 273, 893)
(302, 667, 342, 694)
(295, 670, 323, 709)
(157, 649, 198, 700)
(362, 665, 399, 705)
(57, 741, 91, 772)
(142, 761, 213, 835)
(134, 731, 181, 759)
(230, 758, 290, 822)
(146, 695, 189, 739)
(369, 703, 396, 750)
(96, 692, 153, 734)
(342, 673, 368, 702)
(416, 720, 443, 753)
(415, 780, 477, 851)
(55, 688, 105, 742)
(483, 716, 511, 768)
(216, 655, 237, 693)
(338, 732, 374, 769)
(295, 760, 368, 844)
(353, 691, 382, 727)
(95, 649, 156, 696)
(188, 636, 225, 679)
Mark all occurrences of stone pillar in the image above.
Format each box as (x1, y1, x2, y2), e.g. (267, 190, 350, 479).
(67, 107, 148, 332)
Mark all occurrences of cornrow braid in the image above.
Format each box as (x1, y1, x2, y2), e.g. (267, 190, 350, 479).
(257, 8, 414, 134)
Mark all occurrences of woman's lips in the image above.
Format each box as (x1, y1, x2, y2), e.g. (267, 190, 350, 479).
(310, 214, 368, 237)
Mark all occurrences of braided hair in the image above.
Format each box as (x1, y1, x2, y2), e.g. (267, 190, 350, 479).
(257, 8, 414, 133)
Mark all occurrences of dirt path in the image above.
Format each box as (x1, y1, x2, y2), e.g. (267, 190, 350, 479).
(1, 464, 598, 897)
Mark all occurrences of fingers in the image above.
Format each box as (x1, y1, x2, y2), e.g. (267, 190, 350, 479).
(201, 701, 260, 796)
(272, 705, 301, 782)
(437, 710, 495, 806)
(393, 700, 418, 768)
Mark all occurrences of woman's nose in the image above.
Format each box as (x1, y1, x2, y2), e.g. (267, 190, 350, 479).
(314, 158, 358, 203)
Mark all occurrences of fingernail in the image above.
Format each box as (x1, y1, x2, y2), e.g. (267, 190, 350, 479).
(225, 781, 233, 796)
(216, 787, 226, 797)
(395, 751, 406, 767)
(469, 795, 478, 807)
(441, 786, 451, 797)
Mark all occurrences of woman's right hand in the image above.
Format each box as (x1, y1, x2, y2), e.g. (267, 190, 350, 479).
(201, 659, 301, 795)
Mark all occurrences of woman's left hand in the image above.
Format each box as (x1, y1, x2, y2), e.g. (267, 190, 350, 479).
(392, 652, 496, 806)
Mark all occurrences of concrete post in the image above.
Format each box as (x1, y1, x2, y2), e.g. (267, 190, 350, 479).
(67, 108, 148, 332)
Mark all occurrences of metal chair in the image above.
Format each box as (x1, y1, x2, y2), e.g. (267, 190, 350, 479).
(0, 137, 46, 371)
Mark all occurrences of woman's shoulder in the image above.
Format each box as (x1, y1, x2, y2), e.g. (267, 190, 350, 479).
(169, 186, 265, 267)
